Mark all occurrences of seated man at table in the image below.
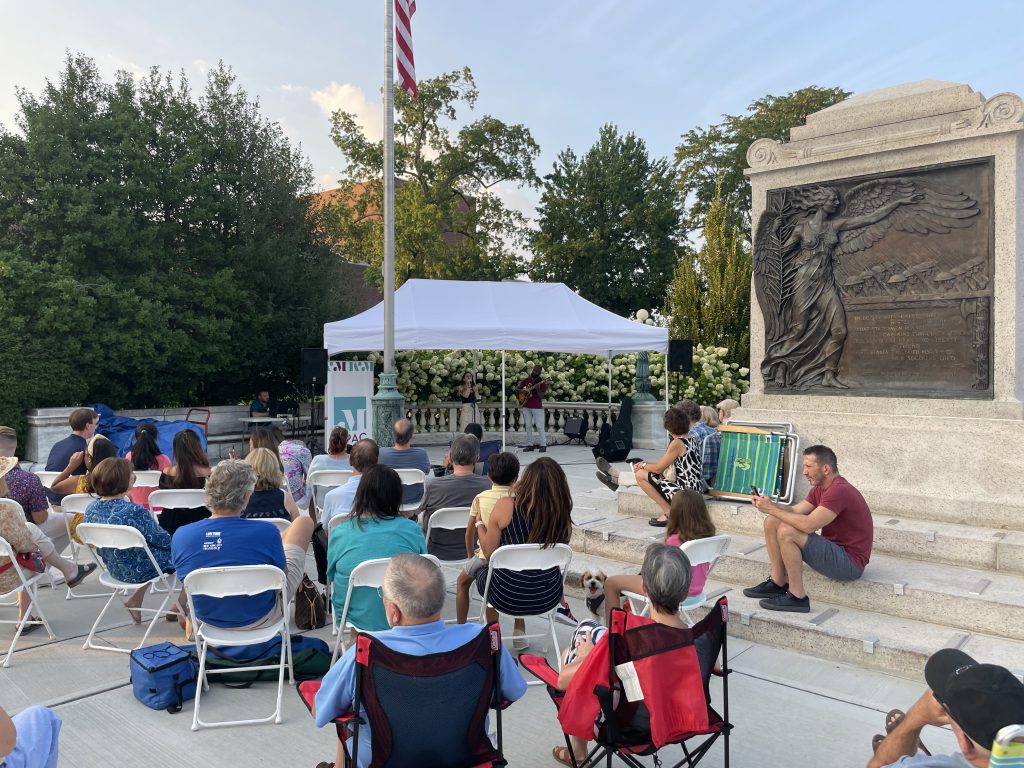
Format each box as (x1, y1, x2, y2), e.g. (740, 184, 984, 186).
(249, 389, 272, 425)
(171, 460, 313, 630)
(314, 553, 527, 768)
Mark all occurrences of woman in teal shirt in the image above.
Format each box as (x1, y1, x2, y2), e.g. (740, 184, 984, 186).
(327, 464, 426, 630)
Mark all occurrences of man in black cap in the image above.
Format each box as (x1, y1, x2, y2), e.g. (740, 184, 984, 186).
(868, 648, 1024, 768)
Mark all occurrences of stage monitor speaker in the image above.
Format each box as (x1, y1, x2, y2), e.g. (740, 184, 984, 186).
(668, 340, 694, 373)
(564, 416, 587, 442)
(300, 348, 329, 386)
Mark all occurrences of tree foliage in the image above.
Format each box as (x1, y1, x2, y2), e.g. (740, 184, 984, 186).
(324, 67, 539, 286)
(0, 54, 345, 438)
(529, 124, 680, 317)
(665, 185, 752, 366)
(674, 85, 849, 238)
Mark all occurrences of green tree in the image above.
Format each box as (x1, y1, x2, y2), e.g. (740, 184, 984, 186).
(666, 185, 751, 365)
(674, 85, 849, 238)
(530, 124, 680, 316)
(0, 54, 344, 438)
(325, 67, 539, 286)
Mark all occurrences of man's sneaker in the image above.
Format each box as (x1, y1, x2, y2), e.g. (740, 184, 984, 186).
(538, 445, 546, 453)
(596, 457, 618, 479)
(759, 591, 811, 613)
(595, 470, 618, 492)
(522, 445, 535, 452)
(742, 577, 788, 599)
(554, 603, 577, 626)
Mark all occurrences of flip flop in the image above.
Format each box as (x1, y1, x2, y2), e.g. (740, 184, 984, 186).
(871, 733, 884, 753)
(885, 709, 931, 756)
(552, 745, 587, 767)
(66, 563, 97, 589)
(19, 617, 41, 635)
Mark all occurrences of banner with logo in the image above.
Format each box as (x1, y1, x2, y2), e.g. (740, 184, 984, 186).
(326, 361, 375, 445)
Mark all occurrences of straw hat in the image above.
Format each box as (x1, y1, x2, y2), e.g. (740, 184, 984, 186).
(0, 456, 18, 479)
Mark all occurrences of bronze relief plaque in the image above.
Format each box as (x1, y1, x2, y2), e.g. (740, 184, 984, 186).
(753, 159, 992, 398)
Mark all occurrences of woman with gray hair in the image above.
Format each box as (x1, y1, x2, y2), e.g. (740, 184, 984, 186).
(550, 544, 692, 767)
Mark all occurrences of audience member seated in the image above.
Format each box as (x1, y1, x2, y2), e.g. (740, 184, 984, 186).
(595, 408, 703, 527)
(551, 544, 693, 767)
(698, 405, 722, 486)
(868, 648, 1024, 768)
(377, 419, 431, 508)
(743, 445, 872, 613)
(676, 399, 718, 491)
(314, 554, 527, 768)
(0, 459, 95, 629)
(273, 427, 311, 508)
(157, 429, 213, 534)
(43, 407, 97, 506)
(327, 465, 426, 632)
(471, 456, 573, 649)
(603, 490, 715, 625)
(249, 425, 280, 458)
(420, 434, 490, 560)
(322, 439, 378, 528)
(440, 423, 500, 477)
(171, 460, 313, 631)
(83, 458, 186, 625)
(241, 448, 299, 521)
(125, 422, 172, 509)
(0, 427, 71, 554)
(48, 435, 118, 498)
(308, 427, 351, 477)
(455, 451, 519, 624)
(716, 398, 739, 425)
(0, 704, 62, 768)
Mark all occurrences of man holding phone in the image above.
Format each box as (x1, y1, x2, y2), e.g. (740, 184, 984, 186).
(742, 444, 873, 613)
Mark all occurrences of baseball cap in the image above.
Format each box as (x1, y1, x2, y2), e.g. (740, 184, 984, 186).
(925, 648, 1024, 749)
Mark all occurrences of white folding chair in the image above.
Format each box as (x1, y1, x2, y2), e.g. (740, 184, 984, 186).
(32, 470, 61, 488)
(147, 488, 208, 513)
(252, 517, 292, 533)
(183, 565, 292, 730)
(395, 468, 427, 514)
(623, 534, 733, 625)
(307, 470, 353, 513)
(0, 535, 56, 667)
(75, 522, 179, 654)
(132, 470, 163, 489)
(330, 553, 441, 663)
(47, 494, 112, 600)
(476, 543, 573, 679)
(423, 506, 481, 619)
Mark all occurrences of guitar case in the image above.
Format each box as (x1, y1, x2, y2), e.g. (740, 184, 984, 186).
(593, 396, 633, 462)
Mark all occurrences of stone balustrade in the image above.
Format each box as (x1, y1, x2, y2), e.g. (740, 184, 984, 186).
(405, 401, 621, 444)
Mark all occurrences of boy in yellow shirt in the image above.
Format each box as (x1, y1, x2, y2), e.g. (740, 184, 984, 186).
(455, 452, 520, 623)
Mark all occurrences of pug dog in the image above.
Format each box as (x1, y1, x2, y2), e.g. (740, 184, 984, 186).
(580, 569, 607, 617)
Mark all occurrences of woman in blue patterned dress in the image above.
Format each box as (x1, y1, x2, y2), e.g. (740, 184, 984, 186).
(84, 458, 185, 624)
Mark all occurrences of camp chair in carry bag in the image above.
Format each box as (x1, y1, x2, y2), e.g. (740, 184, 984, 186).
(520, 597, 733, 768)
(711, 423, 800, 505)
(298, 622, 510, 768)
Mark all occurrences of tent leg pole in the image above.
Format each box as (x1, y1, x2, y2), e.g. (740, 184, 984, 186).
(607, 353, 612, 422)
(501, 351, 506, 450)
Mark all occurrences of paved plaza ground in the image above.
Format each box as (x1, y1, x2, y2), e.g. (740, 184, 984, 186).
(3, 444, 960, 767)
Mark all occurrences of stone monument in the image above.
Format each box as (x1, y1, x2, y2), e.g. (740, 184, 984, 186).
(740, 81, 1024, 524)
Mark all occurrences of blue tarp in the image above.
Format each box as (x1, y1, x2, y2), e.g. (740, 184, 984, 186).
(89, 403, 207, 459)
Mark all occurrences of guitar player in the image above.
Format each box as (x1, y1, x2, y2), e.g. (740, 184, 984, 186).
(518, 365, 548, 452)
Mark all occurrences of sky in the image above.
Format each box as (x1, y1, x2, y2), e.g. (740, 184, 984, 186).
(1, 1, 1022, 223)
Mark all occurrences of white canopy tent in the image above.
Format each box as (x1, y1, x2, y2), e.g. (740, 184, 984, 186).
(323, 279, 669, 445)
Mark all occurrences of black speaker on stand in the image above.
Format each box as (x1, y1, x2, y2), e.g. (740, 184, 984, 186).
(667, 340, 694, 404)
(563, 416, 588, 445)
(300, 348, 329, 453)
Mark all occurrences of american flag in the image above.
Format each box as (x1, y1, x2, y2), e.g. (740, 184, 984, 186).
(395, 0, 417, 98)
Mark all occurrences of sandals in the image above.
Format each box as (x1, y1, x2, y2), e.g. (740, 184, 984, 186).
(875, 709, 930, 756)
(66, 563, 97, 589)
(19, 616, 42, 635)
(648, 517, 668, 527)
(552, 746, 588, 767)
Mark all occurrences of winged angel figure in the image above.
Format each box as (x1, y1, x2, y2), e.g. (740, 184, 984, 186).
(754, 178, 978, 390)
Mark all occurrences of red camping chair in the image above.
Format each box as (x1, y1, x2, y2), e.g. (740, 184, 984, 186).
(520, 597, 732, 768)
(298, 622, 510, 767)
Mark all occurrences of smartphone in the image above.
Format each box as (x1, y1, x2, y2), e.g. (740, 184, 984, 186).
(750, 485, 760, 496)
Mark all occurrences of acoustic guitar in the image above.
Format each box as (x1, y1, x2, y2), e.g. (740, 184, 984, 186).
(517, 378, 547, 407)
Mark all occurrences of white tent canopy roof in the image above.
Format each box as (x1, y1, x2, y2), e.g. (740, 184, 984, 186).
(323, 279, 668, 356)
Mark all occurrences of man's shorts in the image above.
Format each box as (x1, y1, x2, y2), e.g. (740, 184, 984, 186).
(802, 533, 863, 581)
(241, 543, 308, 630)
(463, 556, 487, 578)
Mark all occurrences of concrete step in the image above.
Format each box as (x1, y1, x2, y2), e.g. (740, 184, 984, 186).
(563, 549, 1024, 682)
(569, 509, 1024, 643)
(616, 489, 1024, 574)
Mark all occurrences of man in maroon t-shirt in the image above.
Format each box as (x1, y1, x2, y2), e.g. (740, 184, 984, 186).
(518, 365, 548, 453)
(742, 444, 873, 613)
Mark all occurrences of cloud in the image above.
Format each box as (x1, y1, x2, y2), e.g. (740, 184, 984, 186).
(279, 83, 308, 93)
(192, 59, 210, 75)
(318, 171, 340, 190)
(311, 82, 382, 142)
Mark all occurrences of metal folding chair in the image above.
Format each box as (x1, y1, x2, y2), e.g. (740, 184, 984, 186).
(307, 469, 353, 515)
(0, 535, 56, 667)
(395, 468, 427, 514)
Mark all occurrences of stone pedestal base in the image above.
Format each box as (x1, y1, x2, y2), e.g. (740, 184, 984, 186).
(371, 372, 405, 448)
(736, 394, 1024, 529)
(629, 403, 668, 450)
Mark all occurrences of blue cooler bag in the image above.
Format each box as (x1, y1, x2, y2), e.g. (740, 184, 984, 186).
(130, 642, 198, 713)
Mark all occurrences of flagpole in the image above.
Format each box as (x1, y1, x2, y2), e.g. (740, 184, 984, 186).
(372, 0, 404, 447)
